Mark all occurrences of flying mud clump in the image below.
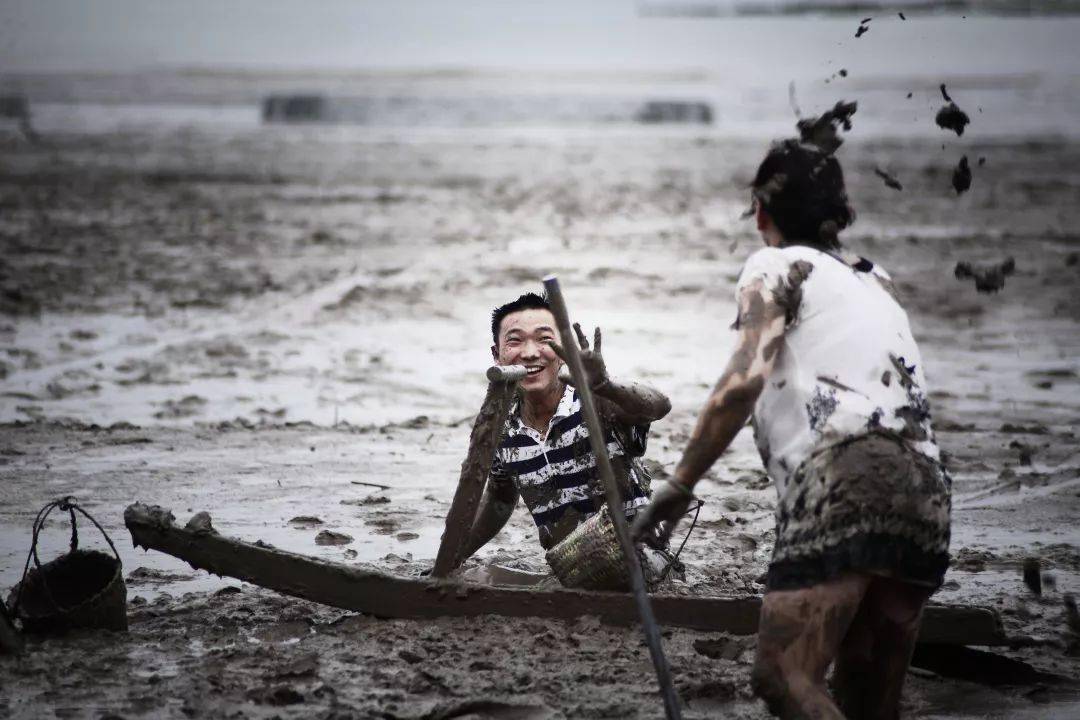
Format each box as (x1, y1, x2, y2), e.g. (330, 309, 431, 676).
(874, 167, 903, 191)
(856, 18, 871, 38)
(953, 155, 972, 194)
(797, 100, 857, 155)
(954, 257, 1015, 293)
(936, 84, 971, 136)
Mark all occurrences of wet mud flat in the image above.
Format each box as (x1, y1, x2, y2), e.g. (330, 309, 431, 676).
(1, 124, 1080, 717)
(5, 581, 1077, 720)
(2, 420, 1079, 719)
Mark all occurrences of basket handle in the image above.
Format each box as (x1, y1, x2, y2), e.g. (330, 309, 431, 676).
(10, 497, 122, 618)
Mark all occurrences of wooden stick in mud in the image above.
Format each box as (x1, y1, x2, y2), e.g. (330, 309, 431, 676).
(431, 365, 526, 578)
(122, 503, 1007, 645)
(542, 275, 682, 720)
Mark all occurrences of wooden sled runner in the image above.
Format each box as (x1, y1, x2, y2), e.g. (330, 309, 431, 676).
(123, 502, 1006, 646)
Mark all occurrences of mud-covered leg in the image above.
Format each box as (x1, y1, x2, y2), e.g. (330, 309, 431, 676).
(850, 577, 933, 720)
(751, 574, 872, 719)
(831, 590, 875, 718)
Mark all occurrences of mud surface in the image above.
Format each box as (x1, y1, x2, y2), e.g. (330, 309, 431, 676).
(2, 100, 1080, 717)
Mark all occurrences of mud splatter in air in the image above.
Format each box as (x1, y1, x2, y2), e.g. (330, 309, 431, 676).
(954, 257, 1015, 293)
(952, 156, 972, 194)
(797, 100, 857, 155)
(874, 167, 903, 191)
(936, 85, 971, 136)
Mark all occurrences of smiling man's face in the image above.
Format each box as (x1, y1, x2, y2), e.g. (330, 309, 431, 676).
(491, 308, 563, 396)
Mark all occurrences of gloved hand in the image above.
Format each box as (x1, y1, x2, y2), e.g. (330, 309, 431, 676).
(631, 480, 695, 547)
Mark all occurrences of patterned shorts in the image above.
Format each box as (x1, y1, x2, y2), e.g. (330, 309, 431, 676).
(766, 432, 951, 592)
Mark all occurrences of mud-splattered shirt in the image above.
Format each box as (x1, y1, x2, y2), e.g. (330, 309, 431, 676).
(736, 245, 940, 500)
(488, 383, 651, 549)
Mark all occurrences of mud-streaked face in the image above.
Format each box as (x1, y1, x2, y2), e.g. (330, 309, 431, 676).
(491, 308, 563, 395)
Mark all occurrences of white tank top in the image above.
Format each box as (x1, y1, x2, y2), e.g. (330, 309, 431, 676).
(735, 245, 940, 498)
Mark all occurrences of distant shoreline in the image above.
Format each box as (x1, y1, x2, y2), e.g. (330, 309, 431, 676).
(640, 0, 1080, 17)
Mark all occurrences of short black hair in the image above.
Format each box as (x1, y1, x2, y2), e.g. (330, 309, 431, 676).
(491, 292, 551, 346)
(751, 139, 855, 250)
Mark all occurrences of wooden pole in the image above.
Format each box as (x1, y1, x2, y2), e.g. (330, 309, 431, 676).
(431, 365, 525, 578)
(123, 503, 1007, 645)
(541, 275, 683, 720)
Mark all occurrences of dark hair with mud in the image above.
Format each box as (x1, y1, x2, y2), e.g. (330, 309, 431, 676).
(751, 139, 855, 250)
(491, 292, 551, 345)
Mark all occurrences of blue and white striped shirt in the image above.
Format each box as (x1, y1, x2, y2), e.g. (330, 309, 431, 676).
(489, 383, 652, 549)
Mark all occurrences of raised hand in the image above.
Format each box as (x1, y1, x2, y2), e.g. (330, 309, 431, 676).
(548, 323, 609, 389)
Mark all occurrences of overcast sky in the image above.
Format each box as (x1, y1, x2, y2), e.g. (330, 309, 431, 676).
(1, 0, 1077, 78)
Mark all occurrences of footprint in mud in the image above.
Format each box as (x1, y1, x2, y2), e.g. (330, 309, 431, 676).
(692, 634, 751, 661)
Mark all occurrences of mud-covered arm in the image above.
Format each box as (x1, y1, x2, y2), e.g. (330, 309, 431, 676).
(459, 472, 519, 562)
(674, 278, 786, 490)
(594, 378, 671, 426)
(550, 323, 672, 425)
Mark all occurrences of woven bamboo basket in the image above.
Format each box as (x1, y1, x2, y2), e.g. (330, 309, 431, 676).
(8, 498, 128, 634)
(8, 549, 127, 633)
(545, 504, 633, 591)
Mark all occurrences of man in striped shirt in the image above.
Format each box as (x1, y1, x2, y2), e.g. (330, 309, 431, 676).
(460, 292, 672, 563)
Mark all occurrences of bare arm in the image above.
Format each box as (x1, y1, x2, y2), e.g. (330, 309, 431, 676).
(550, 323, 672, 426)
(459, 478, 519, 562)
(674, 278, 786, 490)
(631, 277, 792, 543)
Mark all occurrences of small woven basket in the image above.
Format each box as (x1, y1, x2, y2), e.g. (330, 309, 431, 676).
(8, 549, 127, 633)
(545, 504, 632, 591)
(6, 497, 127, 634)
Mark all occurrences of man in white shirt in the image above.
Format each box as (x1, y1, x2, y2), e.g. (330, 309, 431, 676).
(633, 139, 951, 719)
